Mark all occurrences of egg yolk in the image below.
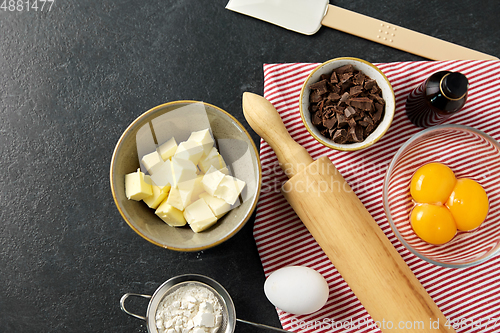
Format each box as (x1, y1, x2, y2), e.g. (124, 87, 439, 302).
(446, 178, 489, 231)
(410, 204, 457, 245)
(410, 163, 456, 205)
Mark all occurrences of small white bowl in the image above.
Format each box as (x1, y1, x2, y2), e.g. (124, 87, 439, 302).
(299, 57, 395, 151)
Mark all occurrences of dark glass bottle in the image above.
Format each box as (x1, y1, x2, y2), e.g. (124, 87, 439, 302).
(406, 71, 469, 128)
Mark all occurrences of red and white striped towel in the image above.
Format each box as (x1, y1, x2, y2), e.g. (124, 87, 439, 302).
(254, 60, 500, 333)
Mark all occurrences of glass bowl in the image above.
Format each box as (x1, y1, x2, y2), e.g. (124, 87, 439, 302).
(383, 124, 500, 268)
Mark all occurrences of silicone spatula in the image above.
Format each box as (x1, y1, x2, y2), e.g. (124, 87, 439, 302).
(226, 0, 498, 61)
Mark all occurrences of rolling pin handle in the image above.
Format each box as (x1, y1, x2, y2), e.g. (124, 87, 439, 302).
(242, 92, 314, 178)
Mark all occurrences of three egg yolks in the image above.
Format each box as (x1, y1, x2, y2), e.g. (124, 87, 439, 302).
(409, 163, 489, 245)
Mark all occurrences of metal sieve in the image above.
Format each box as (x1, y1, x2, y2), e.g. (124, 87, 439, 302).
(120, 274, 292, 333)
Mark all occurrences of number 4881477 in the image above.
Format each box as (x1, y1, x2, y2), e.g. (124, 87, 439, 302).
(1, 0, 55, 11)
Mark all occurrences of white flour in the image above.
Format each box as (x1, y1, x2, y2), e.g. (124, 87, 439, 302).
(155, 283, 223, 333)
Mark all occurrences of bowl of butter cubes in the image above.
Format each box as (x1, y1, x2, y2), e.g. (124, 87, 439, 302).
(110, 101, 262, 251)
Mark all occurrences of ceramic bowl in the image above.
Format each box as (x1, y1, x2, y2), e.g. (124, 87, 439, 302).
(383, 125, 500, 267)
(110, 101, 261, 251)
(299, 57, 395, 151)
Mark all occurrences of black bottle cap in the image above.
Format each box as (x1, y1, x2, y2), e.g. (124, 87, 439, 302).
(441, 72, 469, 99)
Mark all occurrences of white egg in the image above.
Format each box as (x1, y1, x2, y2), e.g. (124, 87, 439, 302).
(264, 266, 329, 315)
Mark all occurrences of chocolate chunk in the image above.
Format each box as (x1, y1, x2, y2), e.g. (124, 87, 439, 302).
(335, 64, 354, 74)
(363, 116, 374, 125)
(332, 105, 344, 114)
(370, 94, 385, 105)
(323, 116, 337, 129)
(320, 74, 330, 81)
(323, 106, 335, 118)
(349, 97, 373, 111)
(312, 112, 323, 126)
(318, 100, 325, 113)
(370, 85, 381, 94)
(364, 79, 377, 90)
(309, 104, 319, 113)
(349, 85, 364, 97)
(337, 113, 348, 127)
(348, 125, 365, 142)
(371, 107, 383, 123)
(358, 120, 370, 127)
(344, 106, 357, 119)
(365, 124, 375, 137)
(330, 71, 339, 84)
(309, 79, 328, 95)
(348, 118, 357, 128)
(341, 80, 354, 91)
(355, 110, 366, 119)
(338, 92, 350, 105)
(374, 102, 384, 114)
(323, 99, 334, 108)
(332, 129, 348, 144)
(327, 92, 340, 101)
(330, 84, 341, 94)
(339, 73, 353, 84)
(310, 89, 323, 103)
(353, 72, 366, 86)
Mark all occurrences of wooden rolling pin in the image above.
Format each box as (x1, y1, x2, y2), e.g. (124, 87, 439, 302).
(242, 92, 455, 333)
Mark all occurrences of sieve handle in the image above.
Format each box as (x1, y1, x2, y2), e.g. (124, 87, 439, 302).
(237, 318, 293, 332)
(120, 293, 152, 321)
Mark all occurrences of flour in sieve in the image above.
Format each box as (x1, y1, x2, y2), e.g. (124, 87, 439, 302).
(155, 283, 223, 333)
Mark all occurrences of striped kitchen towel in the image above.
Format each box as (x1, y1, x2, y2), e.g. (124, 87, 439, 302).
(254, 60, 500, 333)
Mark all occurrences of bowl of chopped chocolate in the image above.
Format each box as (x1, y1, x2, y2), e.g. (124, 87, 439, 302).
(300, 57, 395, 151)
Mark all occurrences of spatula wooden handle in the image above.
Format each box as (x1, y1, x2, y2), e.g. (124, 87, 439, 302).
(242, 92, 313, 178)
(322, 5, 499, 61)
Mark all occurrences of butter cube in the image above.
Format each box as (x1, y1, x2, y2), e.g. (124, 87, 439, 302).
(158, 137, 177, 161)
(155, 200, 186, 227)
(202, 166, 226, 196)
(143, 180, 171, 209)
(150, 159, 175, 190)
(174, 140, 204, 165)
(184, 198, 218, 233)
(171, 157, 197, 188)
(205, 146, 219, 160)
(214, 175, 246, 205)
(125, 168, 153, 201)
(187, 129, 214, 157)
(178, 175, 205, 202)
(218, 167, 230, 175)
(166, 186, 193, 211)
(198, 147, 226, 173)
(200, 192, 231, 218)
(191, 175, 206, 199)
(141, 150, 164, 175)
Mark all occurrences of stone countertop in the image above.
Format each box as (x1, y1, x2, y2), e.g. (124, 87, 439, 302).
(0, 1, 498, 332)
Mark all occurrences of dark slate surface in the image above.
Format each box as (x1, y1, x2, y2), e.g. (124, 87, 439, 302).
(0, 1, 498, 332)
